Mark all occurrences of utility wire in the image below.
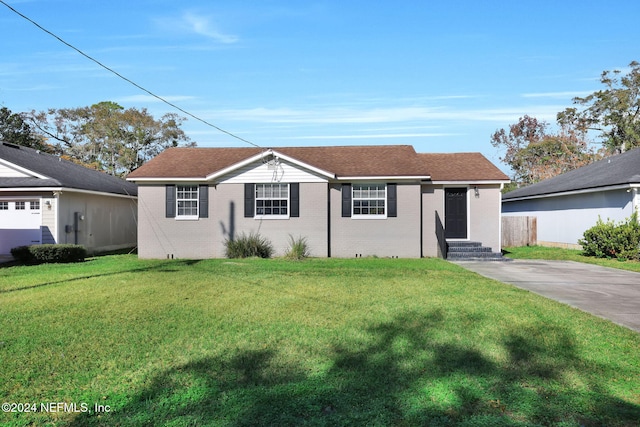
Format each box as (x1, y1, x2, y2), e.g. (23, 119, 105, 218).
(0, 0, 261, 148)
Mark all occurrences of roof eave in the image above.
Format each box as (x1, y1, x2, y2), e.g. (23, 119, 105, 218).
(503, 183, 640, 202)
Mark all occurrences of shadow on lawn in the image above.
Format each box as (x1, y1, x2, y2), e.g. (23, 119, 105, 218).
(0, 259, 202, 294)
(70, 310, 640, 426)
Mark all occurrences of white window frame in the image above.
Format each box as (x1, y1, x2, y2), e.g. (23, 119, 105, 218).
(176, 185, 199, 220)
(352, 183, 387, 219)
(15, 201, 26, 210)
(255, 183, 290, 219)
(0, 201, 7, 210)
(30, 200, 40, 210)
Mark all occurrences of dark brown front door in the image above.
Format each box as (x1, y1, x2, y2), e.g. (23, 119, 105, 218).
(445, 188, 467, 239)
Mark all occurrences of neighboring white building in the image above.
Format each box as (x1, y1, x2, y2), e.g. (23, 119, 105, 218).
(502, 148, 640, 248)
(0, 141, 138, 255)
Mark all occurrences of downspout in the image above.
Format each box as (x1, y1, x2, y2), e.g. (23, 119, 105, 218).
(498, 182, 504, 253)
(327, 184, 331, 257)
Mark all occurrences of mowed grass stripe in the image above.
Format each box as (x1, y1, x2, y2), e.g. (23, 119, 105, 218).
(0, 255, 638, 426)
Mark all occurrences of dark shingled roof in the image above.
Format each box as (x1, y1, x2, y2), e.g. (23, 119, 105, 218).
(0, 141, 137, 196)
(127, 145, 510, 182)
(503, 147, 640, 200)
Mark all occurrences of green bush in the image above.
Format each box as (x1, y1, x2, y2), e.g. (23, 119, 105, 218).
(285, 234, 310, 260)
(10, 244, 88, 264)
(224, 232, 274, 259)
(579, 211, 640, 260)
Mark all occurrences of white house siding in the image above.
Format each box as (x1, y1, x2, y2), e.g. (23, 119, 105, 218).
(59, 192, 137, 253)
(330, 183, 422, 258)
(220, 158, 327, 184)
(502, 189, 634, 248)
(41, 196, 57, 244)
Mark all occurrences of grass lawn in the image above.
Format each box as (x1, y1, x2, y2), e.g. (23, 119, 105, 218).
(1, 255, 639, 426)
(503, 245, 640, 273)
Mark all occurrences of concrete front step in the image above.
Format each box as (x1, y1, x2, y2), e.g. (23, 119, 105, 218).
(446, 241, 508, 261)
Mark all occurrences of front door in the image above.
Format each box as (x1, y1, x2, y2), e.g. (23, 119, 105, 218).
(445, 188, 467, 239)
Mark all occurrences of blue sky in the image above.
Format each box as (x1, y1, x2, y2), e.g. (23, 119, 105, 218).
(1, 0, 639, 172)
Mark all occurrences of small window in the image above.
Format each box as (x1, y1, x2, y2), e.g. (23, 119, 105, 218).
(30, 201, 40, 210)
(15, 201, 26, 210)
(255, 183, 289, 217)
(176, 185, 198, 218)
(0, 202, 7, 210)
(352, 184, 386, 217)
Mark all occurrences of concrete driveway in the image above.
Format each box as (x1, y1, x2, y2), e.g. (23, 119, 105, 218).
(453, 259, 640, 333)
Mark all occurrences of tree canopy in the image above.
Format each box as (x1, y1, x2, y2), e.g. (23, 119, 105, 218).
(493, 61, 640, 186)
(26, 101, 194, 176)
(0, 106, 51, 152)
(490, 115, 598, 186)
(558, 60, 640, 153)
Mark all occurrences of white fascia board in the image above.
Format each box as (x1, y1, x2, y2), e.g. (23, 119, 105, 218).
(337, 175, 431, 181)
(502, 183, 637, 202)
(0, 158, 50, 179)
(126, 177, 206, 183)
(0, 187, 137, 199)
(430, 179, 510, 185)
(205, 149, 336, 181)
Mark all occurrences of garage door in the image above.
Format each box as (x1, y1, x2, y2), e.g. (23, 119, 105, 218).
(0, 200, 42, 254)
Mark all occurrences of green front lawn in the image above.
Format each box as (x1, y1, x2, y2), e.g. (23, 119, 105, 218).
(1, 255, 639, 426)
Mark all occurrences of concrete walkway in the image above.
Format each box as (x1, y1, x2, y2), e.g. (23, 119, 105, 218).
(453, 259, 640, 333)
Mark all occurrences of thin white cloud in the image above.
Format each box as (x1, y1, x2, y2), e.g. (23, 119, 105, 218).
(181, 12, 238, 44)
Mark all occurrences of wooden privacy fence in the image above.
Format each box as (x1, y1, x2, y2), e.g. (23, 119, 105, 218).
(502, 216, 537, 247)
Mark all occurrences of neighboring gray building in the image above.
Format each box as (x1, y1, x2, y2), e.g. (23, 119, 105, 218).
(0, 141, 138, 255)
(127, 145, 510, 259)
(502, 147, 640, 248)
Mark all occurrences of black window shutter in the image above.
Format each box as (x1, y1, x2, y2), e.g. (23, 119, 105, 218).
(341, 184, 351, 217)
(199, 185, 208, 218)
(244, 183, 255, 218)
(387, 183, 397, 217)
(290, 183, 299, 217)
(166, 185, 176, 218)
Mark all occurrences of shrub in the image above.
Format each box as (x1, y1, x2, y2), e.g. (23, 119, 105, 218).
(579, 211, 640, 260)
(10, 244, 87, 264)
(224, 232, 274, 258)
(285, 234, 310, 260)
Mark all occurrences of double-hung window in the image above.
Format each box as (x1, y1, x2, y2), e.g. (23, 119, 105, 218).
(176, 185, 199, 219)
(255, 183, 289, 217)
(352, 184, 386, 217)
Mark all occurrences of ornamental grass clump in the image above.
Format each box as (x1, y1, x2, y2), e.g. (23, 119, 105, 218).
(224, 232, 274, 258)
(284, 234, 310, 260)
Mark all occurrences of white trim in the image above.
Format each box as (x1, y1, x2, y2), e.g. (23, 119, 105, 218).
(0, 187, 137, 200)
(0, 158, 50, 179)
(502, 183, 640, 203)
(432, 180, 509, 185)
(206, 149, 336, 181)
(339, 175, 430, 181)
(127, 177, 205, 183)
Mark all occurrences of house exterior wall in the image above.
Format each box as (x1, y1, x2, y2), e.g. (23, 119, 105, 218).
(137, 185, 217, 259)
(137, 183, 329, 259)
(217, 182, 328, 257)
(329, 182, 422, 258)
(421, 185, 443, 257)
(469, 184, 503, 253)
(58, 192, 137, 253)
(502, 189, 634, 247)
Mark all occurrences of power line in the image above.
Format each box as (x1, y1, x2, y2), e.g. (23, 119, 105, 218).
(0, 0, 261, 148)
